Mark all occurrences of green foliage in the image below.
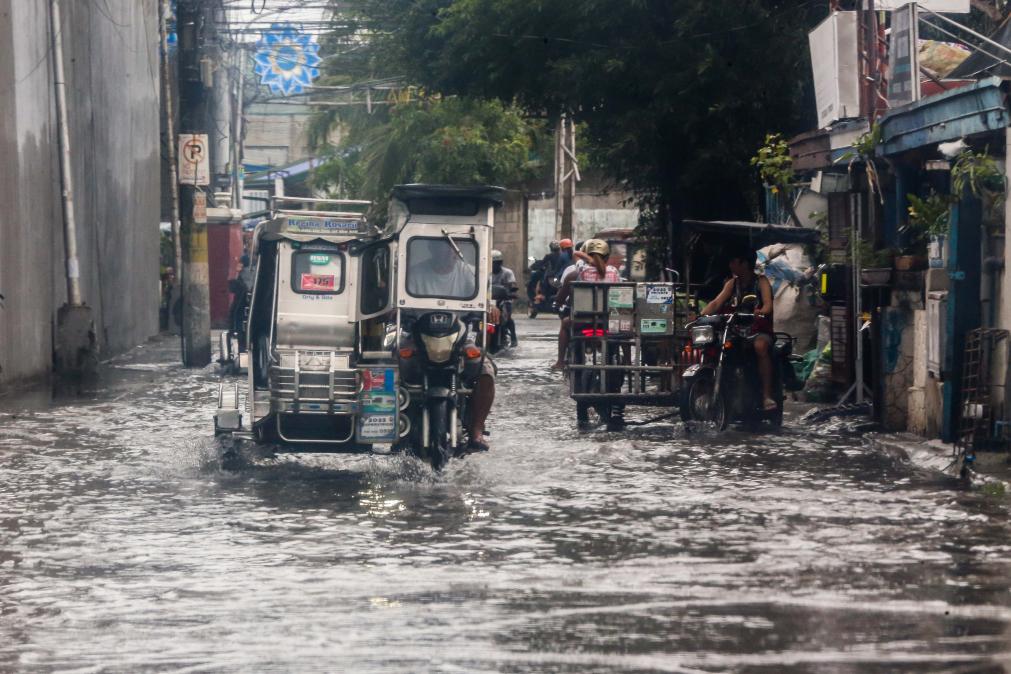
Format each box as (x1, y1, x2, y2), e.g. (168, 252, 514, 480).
(311, 97, 546, 205)
(857, 240, 895, 268)
(320, 0, 824, 254)
(906, 191, 952, 238)
(850, 123, 882, 160)
(838, 123, 884, 203)
(951, 148, 1005, 198)
(750, 133, 794, 194)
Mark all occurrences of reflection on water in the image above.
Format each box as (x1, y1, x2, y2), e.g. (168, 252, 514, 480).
(2, 322, 1011, 672)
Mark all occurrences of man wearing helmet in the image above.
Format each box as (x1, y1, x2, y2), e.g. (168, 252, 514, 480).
(550, 239, 620, 370)
(490, 249, 519, 347)
(533, 240, 565, 313)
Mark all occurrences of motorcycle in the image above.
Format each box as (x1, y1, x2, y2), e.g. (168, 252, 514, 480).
(527, 258, 559, 318)
(398, 311, 486, 469)
(680, 295, 803, 430)
(484, 284, 516, 353)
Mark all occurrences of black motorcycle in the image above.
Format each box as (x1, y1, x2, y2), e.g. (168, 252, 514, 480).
(398, 311, 486, 469)
(484, 284, 518, 353)
(680, 306, 802, 430)
(527, 259, 560, 318)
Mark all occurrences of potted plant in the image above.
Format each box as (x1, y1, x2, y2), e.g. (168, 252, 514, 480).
(858, 240, 895, 286)
(906, 190, 951, 269)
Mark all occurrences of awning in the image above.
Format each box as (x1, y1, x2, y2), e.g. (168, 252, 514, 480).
(682, 220, 821, 249)
(879, 76, 1007, 156)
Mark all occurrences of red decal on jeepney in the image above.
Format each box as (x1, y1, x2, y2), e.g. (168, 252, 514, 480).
(300, 273, 335, 291)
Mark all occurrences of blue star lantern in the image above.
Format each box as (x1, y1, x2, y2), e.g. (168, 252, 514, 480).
(254, 24, 321, 96)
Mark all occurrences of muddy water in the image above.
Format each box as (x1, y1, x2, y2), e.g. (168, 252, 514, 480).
(2, 319, 1011, 672)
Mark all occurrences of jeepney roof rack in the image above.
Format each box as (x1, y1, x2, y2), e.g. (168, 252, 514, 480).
(271, 196, 372, 219)
(391, 184, 506, 207)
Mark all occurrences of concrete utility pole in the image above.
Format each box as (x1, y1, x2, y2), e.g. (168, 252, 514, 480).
(555, 115, 580, 240)
(177, 0, 212, 367)
(50, 0, 97, 381)
(160, 0, 183, 339)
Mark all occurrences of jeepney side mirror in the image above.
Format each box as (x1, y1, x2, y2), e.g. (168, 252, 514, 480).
(383, 323, 398, 350)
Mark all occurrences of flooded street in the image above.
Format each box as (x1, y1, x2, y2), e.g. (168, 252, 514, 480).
(3, 318, 1011, 673)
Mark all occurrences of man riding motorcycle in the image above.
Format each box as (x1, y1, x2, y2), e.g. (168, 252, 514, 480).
(405, 239, 500, 451)
(490, 249, 519, 347)
(699, 246, 777, 411)
(532, 240, 566, 317)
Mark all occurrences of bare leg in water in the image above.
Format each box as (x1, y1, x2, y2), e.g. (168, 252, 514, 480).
(467, 374, 495, 447)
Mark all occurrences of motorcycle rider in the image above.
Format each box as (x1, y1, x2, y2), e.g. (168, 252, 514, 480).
(533, 241, 565, 315)
(550, 239, 620, 370)
(406, 238, 499, 451)
(557, 238, 575, 271)
(490, 249, 519, 347)
(700, 246, 777, 411)
(227, 254, 254, 351)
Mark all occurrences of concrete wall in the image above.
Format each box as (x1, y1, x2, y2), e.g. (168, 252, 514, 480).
(0, 0, 161, 390)
(527, 180, 639, 264)
(492, 190, 525, 283)
(244, 103, 314, 168)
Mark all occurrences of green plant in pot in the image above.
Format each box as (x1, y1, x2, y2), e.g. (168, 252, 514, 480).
(857, 240, 895, 286)
(900, 190, 951, 270)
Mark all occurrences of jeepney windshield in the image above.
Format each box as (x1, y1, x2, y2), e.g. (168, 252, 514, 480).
(406, 236, 478, 300)
(292, 249, 345, 294)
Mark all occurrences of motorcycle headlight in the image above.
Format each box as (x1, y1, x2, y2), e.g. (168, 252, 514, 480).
(420, 330, 460, 363)
(691, 325, 714, 346)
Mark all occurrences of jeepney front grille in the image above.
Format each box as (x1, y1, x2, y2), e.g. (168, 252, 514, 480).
(269, 350, 358, 407)
(271, 368, 357, 402)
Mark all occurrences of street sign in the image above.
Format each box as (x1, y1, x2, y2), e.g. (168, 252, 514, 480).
(178, 133, 209, 185)
(193, 192, 207, 223)
(888, 4, 921, 107)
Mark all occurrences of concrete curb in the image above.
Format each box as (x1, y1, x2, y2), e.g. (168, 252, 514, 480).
(867, 431, 1011, 489)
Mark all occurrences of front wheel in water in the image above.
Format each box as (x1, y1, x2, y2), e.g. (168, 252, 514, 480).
(687, 376, 727, 430)
(426, 399, 452, 470)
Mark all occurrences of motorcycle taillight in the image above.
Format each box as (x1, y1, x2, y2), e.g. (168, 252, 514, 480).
(580, 328, 607, 337)
(487, 324, 496, 334)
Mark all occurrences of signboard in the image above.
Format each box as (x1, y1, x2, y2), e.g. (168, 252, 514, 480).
(645, 284, 673, 304)
(300, 273, 335, 292)
(607, 286, 634, 309)
(874, 0, 968, 12)
(888, 3, 921, 107)
(357, 368, 398, 443)
(192, 192, 207, 224)
(178, 133, 209, 185)
(640, 318, 669, 334)
(809, 12, 860, 129)
(285, 216, 360, 234)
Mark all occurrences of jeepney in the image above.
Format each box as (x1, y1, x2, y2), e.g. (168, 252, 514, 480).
(214, 196, 403, 451)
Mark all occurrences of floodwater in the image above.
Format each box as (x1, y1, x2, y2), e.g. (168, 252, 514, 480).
(2, 319, 1011, 673)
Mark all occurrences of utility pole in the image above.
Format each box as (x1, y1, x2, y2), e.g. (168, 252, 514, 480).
(176, 0, 212, 366)
(160, 0, 183, 341)
(555, 115, 579, 240)
(50, 0, 97, 381)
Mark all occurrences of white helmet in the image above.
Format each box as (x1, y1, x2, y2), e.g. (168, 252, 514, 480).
(491, 249, 504, 262)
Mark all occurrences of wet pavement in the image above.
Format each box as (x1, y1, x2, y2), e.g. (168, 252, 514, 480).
(2, 318, 1011, 672)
